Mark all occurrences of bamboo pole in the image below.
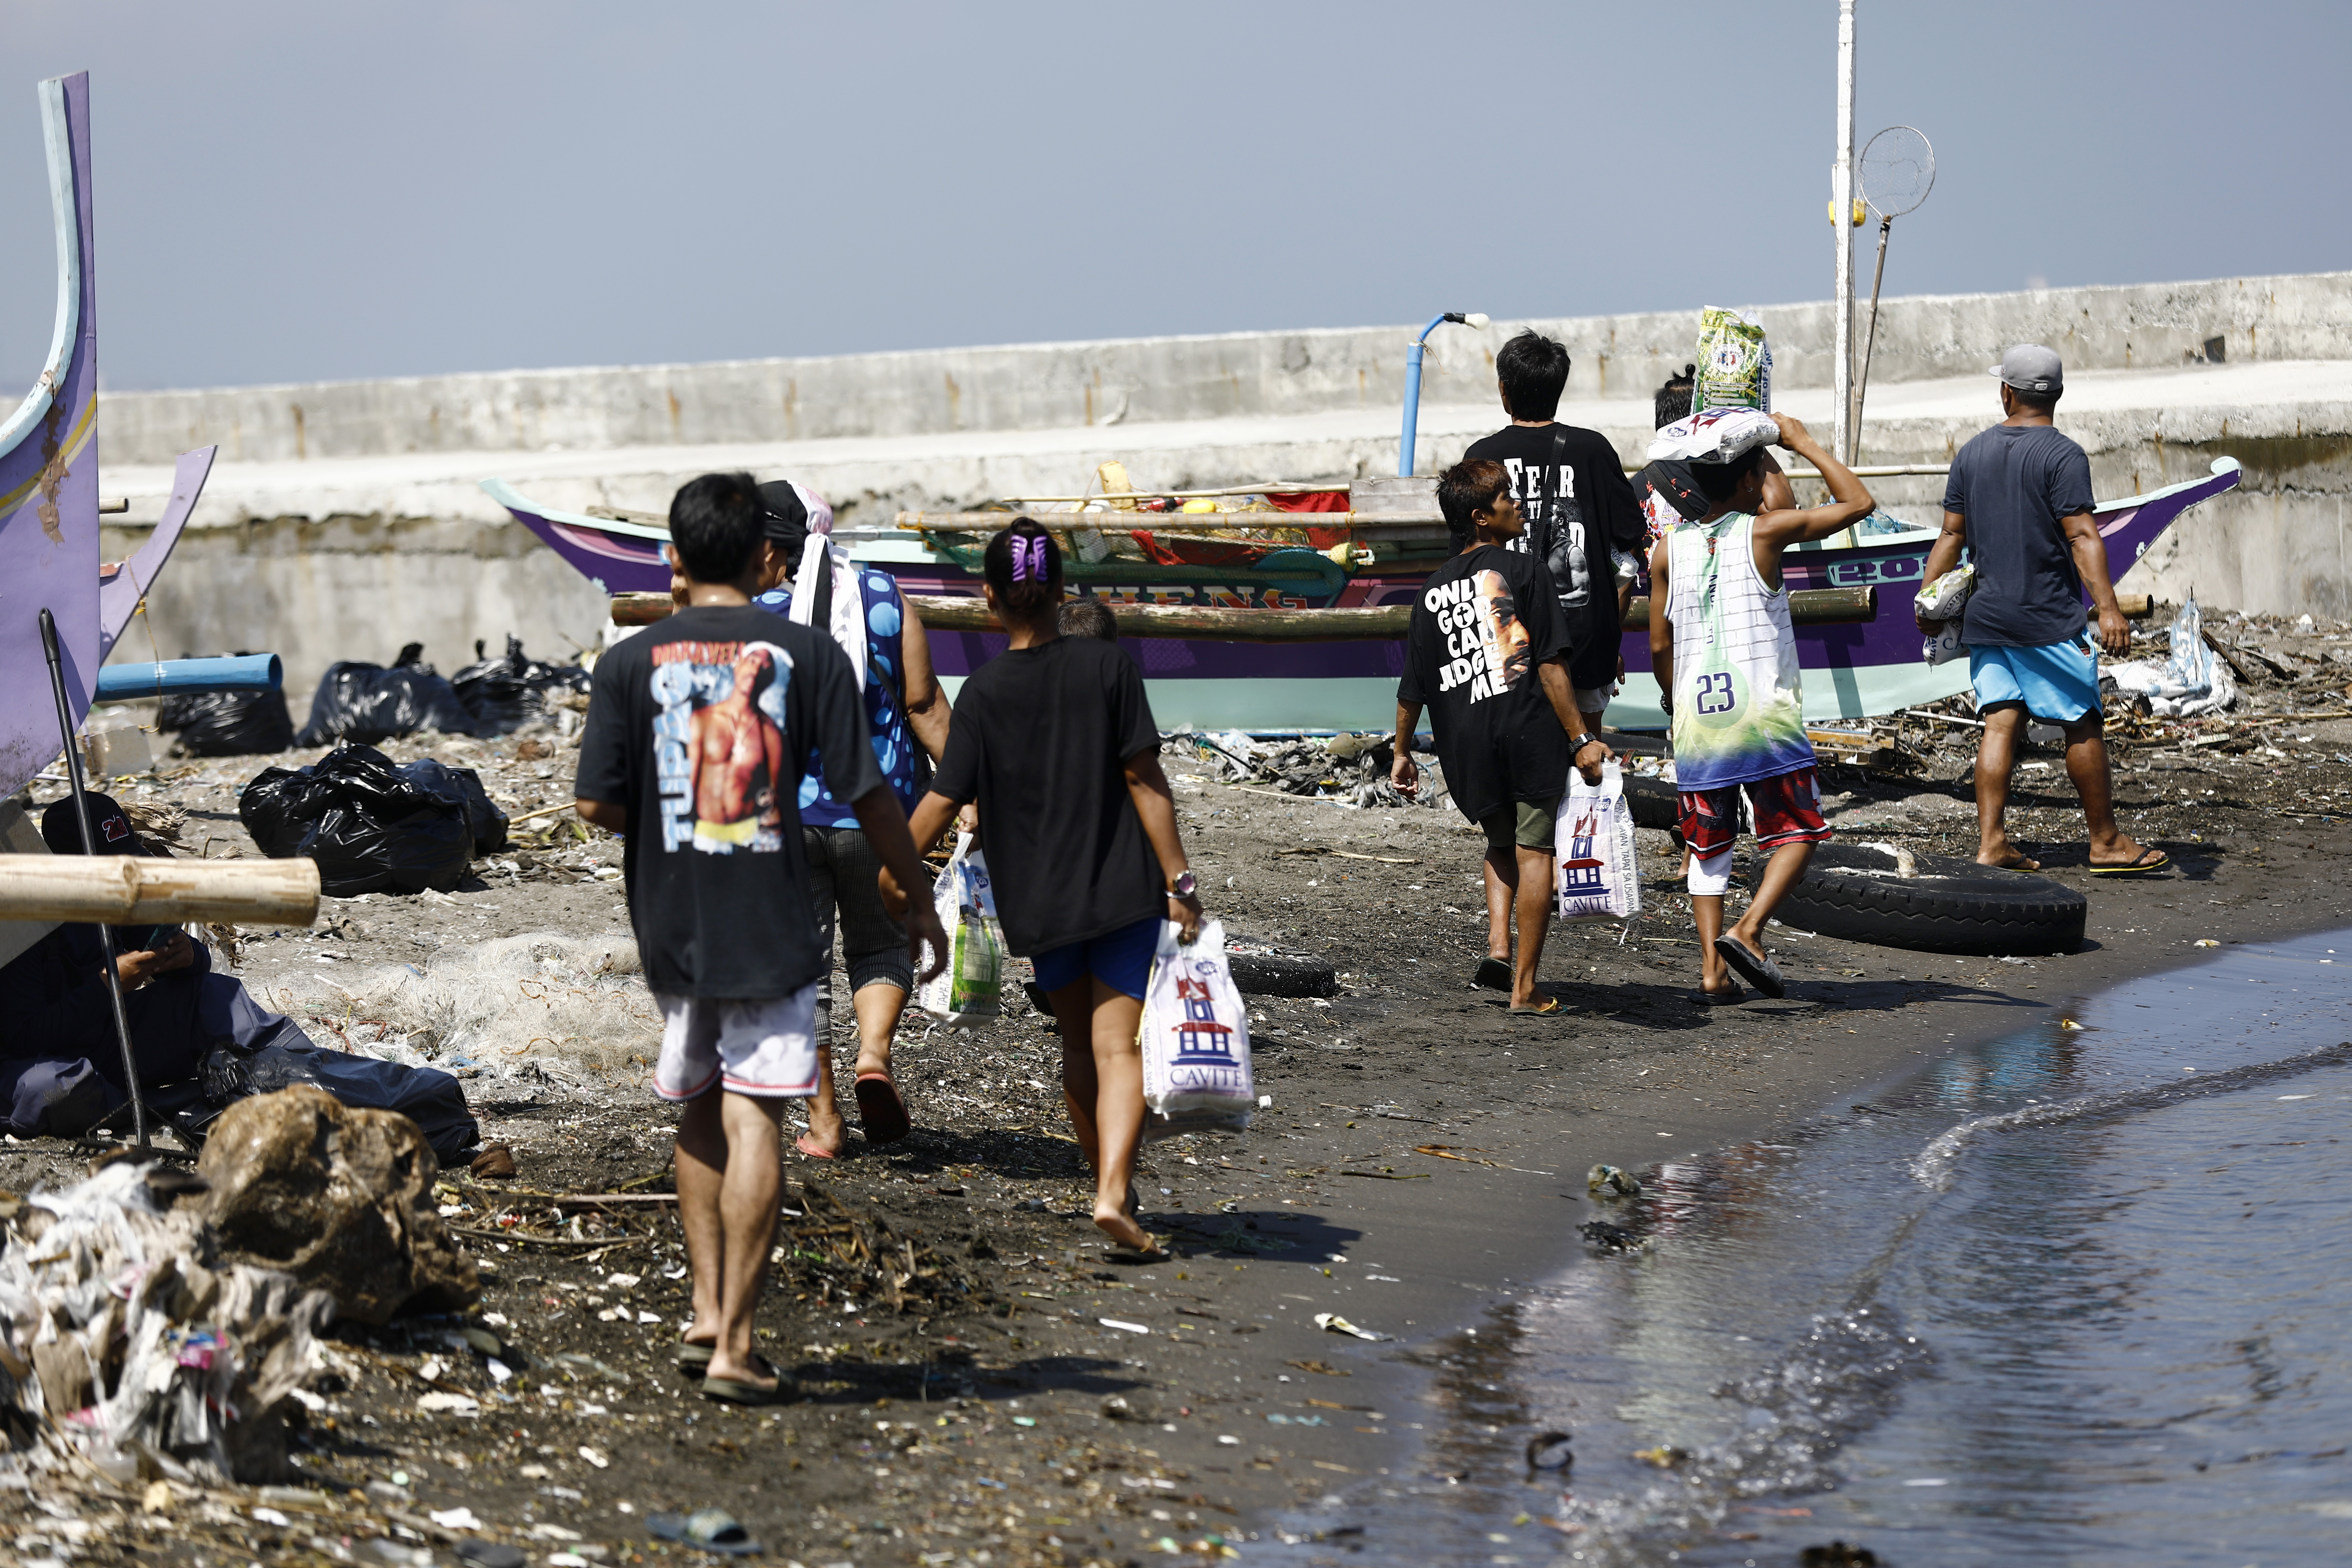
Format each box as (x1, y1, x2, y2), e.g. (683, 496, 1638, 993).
(612, 586, 1878, 639)
(0, 856, 320, 926)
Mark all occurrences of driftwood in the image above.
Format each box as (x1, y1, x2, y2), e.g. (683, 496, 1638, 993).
(0, 855, 319, 926)
(612, 586, 1877, 640)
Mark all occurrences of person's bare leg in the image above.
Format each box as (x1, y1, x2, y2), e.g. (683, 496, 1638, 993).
(2064, 716, 2147, 865)
(803, 1042, 846, 1156)
(1974, 706, 2039, 869)
(1508, 842, 1553, 1009)
(675, 1088, 727, 1353)
(1084, 981, 1153, 1252)
(1726, 841, 1817, 955)
(706, 1090, 789, 1389)
(1693, 892, 1729, 990)
(1483, 846, 1515, 962)
(1052, 979, 1102, 1172)
(849, 981, 906, 1079)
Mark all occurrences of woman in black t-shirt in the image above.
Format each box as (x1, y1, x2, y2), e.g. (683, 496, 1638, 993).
(881, 520, 1203, 1257)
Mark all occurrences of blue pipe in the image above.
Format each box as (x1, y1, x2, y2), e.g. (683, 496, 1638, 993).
(1398, 313, 1452, 478)
(96, 653, 282, 701)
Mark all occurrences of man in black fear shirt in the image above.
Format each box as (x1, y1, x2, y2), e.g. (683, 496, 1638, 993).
(1464, 330, 1646, 740)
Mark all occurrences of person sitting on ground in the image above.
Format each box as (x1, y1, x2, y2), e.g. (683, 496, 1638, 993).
(1650, 414, 1872, 1002)
(1391, 459, 1610, 1013)
(1916, 344, 2165, 876)
(1058, 596, 1120, 643)
(880, 520, 1201, 1258)
(0, 793, 479, 1158)
(1465, 331, 1648, 741)
(577, 471, 947, 1406)
(748, 479, 953, 1157)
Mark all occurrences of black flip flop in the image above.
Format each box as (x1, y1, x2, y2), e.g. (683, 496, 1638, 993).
(854, 1072, 912, 1143)
(646, 1508, 763, 1556)
(676, 1333, 714, 1372)
(1695, 982, 1744, 1007)
(2087, 847, 2170, 877)
(1712, 935, 1786, 999)
(701, 1357, 794, 1407)
(1474, 957, 1513, 992)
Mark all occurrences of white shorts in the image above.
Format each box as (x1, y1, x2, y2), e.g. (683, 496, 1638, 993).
(651, 986, 820, 1100)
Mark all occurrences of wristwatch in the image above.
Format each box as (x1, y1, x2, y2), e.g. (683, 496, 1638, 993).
(1168, 870, 1198, 898)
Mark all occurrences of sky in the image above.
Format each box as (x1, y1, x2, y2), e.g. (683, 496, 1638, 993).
(0, 0, 2345, 392)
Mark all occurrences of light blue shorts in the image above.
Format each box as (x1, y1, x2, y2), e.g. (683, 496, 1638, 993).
(1970, 636, 2100, 724)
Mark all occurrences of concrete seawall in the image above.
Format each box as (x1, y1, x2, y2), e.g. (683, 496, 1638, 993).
(91, 271, 2352, 692)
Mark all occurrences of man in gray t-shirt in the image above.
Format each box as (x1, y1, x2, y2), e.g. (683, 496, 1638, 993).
(1916, 345, 2165, 878)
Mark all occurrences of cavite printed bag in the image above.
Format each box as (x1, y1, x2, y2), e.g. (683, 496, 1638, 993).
(1556, 761, 1643, 921)
(917, 835, 1003, 1027)
(1138, 918, 1255, 1141)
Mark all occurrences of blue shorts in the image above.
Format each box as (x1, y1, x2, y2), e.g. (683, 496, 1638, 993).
(1970, 637, 2100, 724)
(1032, 915, 1162, 1002)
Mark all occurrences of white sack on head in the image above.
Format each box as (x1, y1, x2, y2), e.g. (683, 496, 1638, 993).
(1647, 407, 1780, 465)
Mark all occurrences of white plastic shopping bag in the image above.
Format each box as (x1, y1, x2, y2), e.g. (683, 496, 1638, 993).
(1555, 761, 1642, 921)
(917, 834, 1003, 1027)
(1138, 917, 1255, 1141)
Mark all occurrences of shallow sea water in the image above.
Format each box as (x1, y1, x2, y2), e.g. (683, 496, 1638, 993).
(1261, 930, 2352, 1566)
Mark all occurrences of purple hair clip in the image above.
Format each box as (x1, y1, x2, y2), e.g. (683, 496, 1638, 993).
(1011, 534, 1049, 582)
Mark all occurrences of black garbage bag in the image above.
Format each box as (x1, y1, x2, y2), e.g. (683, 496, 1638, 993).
(296, 642, 476, 747)
(450, 634, 591, 735)
(240, 743, 476, 896)
(156, 689, 298, 756)
(191, 1042, 479, 1164)
(401, 757, 509, 856)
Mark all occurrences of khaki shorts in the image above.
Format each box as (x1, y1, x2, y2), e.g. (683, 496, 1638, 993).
(651, 986, 820, 1100)
(1478, 796, 1561, 854)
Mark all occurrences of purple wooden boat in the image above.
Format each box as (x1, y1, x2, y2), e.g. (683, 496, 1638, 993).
(486, 456, 2239, 734)
(0, 74, 221, 795)
(0, 72, 102, 796)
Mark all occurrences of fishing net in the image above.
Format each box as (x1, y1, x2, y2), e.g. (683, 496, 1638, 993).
(1861, 125, 1936, 218)
(265, 933, 661, 1085)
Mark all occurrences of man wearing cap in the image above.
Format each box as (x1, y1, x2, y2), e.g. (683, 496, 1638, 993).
(1917, 345, 2166, 876)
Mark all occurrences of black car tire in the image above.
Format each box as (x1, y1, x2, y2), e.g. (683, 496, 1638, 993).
(1776, 843, 2086, 956)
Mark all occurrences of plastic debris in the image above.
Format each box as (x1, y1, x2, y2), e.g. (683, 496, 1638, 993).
(1312, 1313, 1389, 1341)
(1586, 1164, 1642, 1198)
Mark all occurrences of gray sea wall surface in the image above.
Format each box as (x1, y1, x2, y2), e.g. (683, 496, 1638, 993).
(93, 270, 2352, 689)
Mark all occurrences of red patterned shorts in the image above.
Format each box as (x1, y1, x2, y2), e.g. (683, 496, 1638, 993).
(1677, 767, 1833, 857)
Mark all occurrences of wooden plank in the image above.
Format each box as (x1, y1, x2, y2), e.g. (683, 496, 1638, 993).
(612, 585, 1879, 640)
(1624, 586, 1876, 629)
(895, 510, 1445, 533)
(0, 856, 319, 926)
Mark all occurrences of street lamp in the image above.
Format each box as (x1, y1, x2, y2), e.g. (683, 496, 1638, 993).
(1399, 311, 1489, 477)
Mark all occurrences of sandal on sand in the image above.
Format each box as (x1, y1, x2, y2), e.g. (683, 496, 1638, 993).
(854, 1072, 912, 1144)
(647, 1508, 763, 1556)
(1696, 983, 1744, 1007)
(2088, 847, 2170, 877)
(1712, 935, 1786, 999)
(1507, 996, 1566, 1017)
(676, 1333, 714, 1371)
(793, 1134, 836, 1160)
(1473, 957, 1513, 992)
(701, 1356, 793, 1408)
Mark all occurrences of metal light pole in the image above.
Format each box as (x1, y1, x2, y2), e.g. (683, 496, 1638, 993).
(1831, 0, 1858, 464)
(1398, 311, 1490, 477)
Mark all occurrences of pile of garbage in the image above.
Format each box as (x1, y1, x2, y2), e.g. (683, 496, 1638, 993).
(298, 637, 588, 749)
(1186, 729, 1446, 810)
(241, 743, 509, 896)
(0, 1158, 329, 1486)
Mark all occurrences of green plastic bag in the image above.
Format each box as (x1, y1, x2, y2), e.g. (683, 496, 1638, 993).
(917, 835, 1003, 1026)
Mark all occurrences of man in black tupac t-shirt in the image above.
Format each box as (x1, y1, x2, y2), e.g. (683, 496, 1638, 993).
(1463, 330, 1645, 740)
(1393, 459, 1608, 1015)
(574, 471, 945, 1405)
